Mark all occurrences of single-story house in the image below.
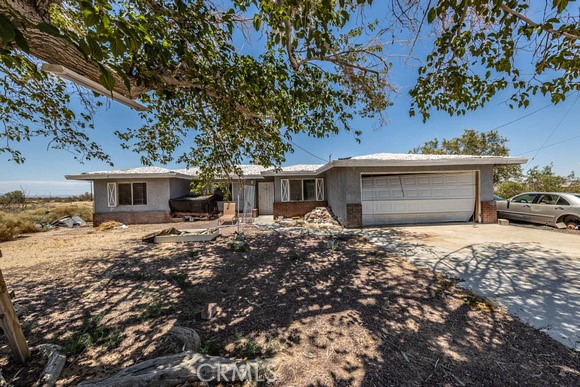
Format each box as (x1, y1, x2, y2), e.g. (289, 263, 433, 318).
(66, 153, 527, 227)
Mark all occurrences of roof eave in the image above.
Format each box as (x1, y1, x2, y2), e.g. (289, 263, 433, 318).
(331, 157, 528, 167)
(65, 172, 193, 181)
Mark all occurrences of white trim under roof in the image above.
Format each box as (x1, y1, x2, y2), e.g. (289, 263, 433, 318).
(318, 153, 527, 172)
(261, 164, 325, 176)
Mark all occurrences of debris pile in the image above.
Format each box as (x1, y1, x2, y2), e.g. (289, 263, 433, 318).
(303, 207, 340, 226)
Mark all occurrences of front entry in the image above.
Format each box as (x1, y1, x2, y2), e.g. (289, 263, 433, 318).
(258, 182, 274, 215)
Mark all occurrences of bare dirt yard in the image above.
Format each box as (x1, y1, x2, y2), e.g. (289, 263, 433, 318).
(0, 222, 578, 386)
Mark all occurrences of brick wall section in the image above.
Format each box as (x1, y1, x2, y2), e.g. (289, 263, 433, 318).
(346, 203, 362, 228)
(480, 201, 497, 224)
(93, 211, 171, 226)
(273, 201, 327, 218)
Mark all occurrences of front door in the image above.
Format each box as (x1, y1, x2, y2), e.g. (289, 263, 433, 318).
(258, 182, 274, 215)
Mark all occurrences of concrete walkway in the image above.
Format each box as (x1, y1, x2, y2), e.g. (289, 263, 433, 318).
(364, 224, 580, 350)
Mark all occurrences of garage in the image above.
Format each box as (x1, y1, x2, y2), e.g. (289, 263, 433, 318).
(361, 172, 476, 226)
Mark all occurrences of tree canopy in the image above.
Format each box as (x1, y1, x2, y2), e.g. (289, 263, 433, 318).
(494, 164, 580, 198)
(409, 129, 521, 183)
(0, 0, 578, 181)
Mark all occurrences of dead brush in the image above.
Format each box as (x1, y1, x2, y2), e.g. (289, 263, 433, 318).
(460, 291, 500, 312)
(96, 220, 123, 231)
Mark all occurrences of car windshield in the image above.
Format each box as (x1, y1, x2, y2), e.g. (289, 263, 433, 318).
(576, 194, 580, 199)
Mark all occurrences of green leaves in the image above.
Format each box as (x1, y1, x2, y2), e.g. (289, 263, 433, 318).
(0, 14, 16, 42)
(98, 64, 116, 91)
(36, 22, 61, 37)
(411, 1, 579, 121)
(427, 7, 437, 23)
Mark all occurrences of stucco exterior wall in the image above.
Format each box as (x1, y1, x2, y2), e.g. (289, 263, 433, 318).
(169, 178, 191, 198)
(325, 168, 348, 224)
(94, 178, 171, 213)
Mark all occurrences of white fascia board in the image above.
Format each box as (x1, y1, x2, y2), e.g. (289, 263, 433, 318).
(330, 157, 528, 168)
(65, 173, 192, 181)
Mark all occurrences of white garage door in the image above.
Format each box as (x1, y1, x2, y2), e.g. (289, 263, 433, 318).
(361, 172, 476, 226)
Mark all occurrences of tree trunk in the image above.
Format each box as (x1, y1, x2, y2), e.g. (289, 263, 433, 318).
(77, 352, 276, 386)
(0, 0, 144, 98)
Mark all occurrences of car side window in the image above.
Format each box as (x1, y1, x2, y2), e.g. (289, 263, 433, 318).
(556, 197, 570, 206)
(536, 194, 558, 205)
(512, 194, 537, 203)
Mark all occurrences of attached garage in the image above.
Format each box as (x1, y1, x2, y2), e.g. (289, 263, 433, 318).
(361, 172, 476, 226)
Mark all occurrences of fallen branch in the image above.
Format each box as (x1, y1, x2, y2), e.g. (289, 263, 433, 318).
(34, 344, 66, 387)
(77, 352, 276, 386)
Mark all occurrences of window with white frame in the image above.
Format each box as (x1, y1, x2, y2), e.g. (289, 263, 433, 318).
(115, 182, 147, 205)
(281, 178, 324, 202)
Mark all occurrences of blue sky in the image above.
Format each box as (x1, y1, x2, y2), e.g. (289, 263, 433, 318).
(1, 4, 579, 196)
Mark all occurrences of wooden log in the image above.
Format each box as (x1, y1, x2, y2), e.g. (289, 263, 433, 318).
(35, 344, 66, 387)
(0, 251, 30, 363)
(77, 352, 276, 386)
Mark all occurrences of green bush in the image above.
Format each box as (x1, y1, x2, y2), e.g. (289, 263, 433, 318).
(62, 313, 121, 356)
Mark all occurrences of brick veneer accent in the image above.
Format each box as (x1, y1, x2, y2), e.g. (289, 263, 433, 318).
(93, 211, 171, 226)
(346, 203, 362, 228)
(480, 201, 497, 224)
(273, 201, 327, 218)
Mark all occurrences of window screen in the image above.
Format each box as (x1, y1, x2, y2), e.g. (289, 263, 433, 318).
(289, 180, 302, 201)
(133, 183, 147, 205)
(118, 183, 132, 205)
(303, 179, 316, 201)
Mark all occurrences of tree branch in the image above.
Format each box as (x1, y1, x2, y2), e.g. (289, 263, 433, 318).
(499, 3, 579, 41)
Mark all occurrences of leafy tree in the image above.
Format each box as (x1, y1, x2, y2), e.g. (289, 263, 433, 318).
(494, 181, 526, 199)
(0, 1, 578, 182)
(494, 163, 580, 198)
(0, 190, 25, 205)
(410, 129, 522, 183)
(525, 164, 567, 192)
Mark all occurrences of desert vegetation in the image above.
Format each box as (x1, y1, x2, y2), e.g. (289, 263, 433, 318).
(0, 191, 92, 242)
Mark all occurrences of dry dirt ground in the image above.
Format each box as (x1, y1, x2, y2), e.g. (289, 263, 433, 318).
(0, 222, 578, 386)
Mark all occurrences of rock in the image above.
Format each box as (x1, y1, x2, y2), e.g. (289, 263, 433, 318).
(303, 207, 340, 226)
(201, 303, 217, 320)
(168, 326, 201, 352)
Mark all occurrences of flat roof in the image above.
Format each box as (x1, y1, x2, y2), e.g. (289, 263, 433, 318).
(66, 153, 527, 181)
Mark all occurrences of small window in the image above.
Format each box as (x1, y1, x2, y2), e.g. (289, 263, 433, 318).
(556, 197, 570, 206)
(289, 180, 302, 201)
(536, 194, 558, 205)
(118, 182, 147, 205)
(303, 179, 316, 201)
(512, 193, 537, 204)
(118, 183, 132, 205)
(133, 183, 147, 205)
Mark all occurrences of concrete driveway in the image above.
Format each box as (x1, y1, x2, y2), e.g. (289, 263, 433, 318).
(362, 224, 580, 350)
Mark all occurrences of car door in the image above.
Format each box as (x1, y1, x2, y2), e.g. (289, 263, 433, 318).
(505, 193, 538, 221)
(529, 194, 560, 225)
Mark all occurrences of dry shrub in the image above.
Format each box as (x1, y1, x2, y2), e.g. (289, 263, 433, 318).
(25, 205, 93, 223)
(96, 221, 123, 231)
(0, 203, 93, 241)
(0, 212, 37, 242)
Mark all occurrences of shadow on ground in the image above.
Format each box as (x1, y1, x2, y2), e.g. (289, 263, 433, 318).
(2, 227, 579, 385)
